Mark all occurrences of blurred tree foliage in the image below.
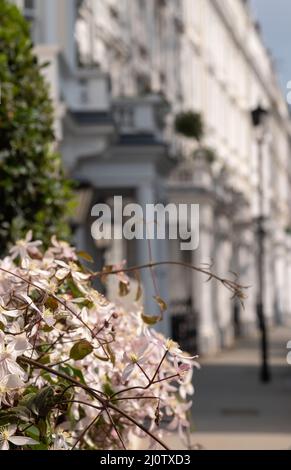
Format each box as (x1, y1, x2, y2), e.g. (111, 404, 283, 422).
(0, 0, 72, 253)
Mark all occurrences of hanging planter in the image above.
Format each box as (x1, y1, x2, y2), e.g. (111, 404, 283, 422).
(175, 110, 204, 141)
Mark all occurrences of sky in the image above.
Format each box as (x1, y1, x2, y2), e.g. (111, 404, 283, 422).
(250, 0, 291, 94)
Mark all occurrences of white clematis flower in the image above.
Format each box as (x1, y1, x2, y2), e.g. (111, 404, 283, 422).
(0, 332, 28, 379)
(0, 298, 20, 327)
(51, 431, 73, 450)
(0, 374, 24, 406)
(9, 231, 42, 269)
(0, 425, 38, 450)
(122, 336, 152, 382)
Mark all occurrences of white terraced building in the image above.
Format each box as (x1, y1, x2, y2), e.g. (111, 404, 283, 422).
(12, 0, 291, 355)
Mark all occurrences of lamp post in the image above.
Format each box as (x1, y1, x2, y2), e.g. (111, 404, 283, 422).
(251, 105, 271, 383)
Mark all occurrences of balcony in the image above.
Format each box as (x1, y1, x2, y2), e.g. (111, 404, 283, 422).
(60, 67, 111, 113)
(112, 94, 170, 143)
(35, 44, 112, 137)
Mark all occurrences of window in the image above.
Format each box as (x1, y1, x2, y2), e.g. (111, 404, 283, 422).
(22, 0, 36, 40)
(136, 72, 151, 95)
(23, 0, 35, 19)
(24, 0, 34, 9)
(75, 0, 96, 68)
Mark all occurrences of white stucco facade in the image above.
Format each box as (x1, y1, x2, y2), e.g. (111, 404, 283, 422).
(12, 0, 291, 355)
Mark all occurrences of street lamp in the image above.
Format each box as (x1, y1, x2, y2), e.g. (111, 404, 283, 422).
(251, 105, 271, 383)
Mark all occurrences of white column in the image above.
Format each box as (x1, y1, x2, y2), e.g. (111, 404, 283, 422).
(273, 231, 287, 325)
(104, 237, 125, 301)
(44, 0, 58, 44)
(136, 184, 170, 337)
(214, 213, 233, 348)
(264, 236, 275, 325)
(236, 226, 257, 336)
(64, 0, 76, 68)
(284, 236, 291, 325)
(192, 202, 217, 355)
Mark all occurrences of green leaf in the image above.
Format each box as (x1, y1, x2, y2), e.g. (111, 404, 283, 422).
(153, 295, 167, 313)
(77, 250, 93, 263)
(0, 413, 17, 426)
(0, 0, 73, 251)
(141, 314, 161, 325)
(28, 387, 55, 418)
(29, 442, 49, 450)
(135, 282, 142, 302)
(60, 364, 86, 384)
(37, 354, 51, 365)
(45, 296, 59, 311)
(105, 344, 116, 366)
(0, 406, 32, 426)
(69, 339, 93, 360)
(24, 425, 40, 441)
(94, 352, 110, 362)
(103, 381, 115, 398)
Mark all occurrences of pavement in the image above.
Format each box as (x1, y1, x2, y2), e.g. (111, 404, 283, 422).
(167, 327, 291, 450)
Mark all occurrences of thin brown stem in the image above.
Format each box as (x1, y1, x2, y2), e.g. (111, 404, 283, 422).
(18, 355, 170, 450)
(105, 408, 127, 450)
(96, 261, 247, 302)
(109, 351, 168, 400)
(136, 362, 151, 383)
(153, 373, 179, 384)
(107, 402, 169, 450)
(71, 409, 104, 450)
(115, 396, 159, 401)
(152, 350, 168, 383)
(0, 266, 110, 359)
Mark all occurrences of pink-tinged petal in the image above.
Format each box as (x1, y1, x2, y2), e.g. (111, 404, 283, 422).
(6, 359, 25, 376)
(55, 268, 69, 280)
(122, 351, 130, 362)
(25, 230, 33, 242)
(8, 425, 17, 436)
(29, 240, 42, 248)
(122, 363, 135, 381)
(9, 436, 38, 446)
(9, 247, 17, 259)
(55, 260, 69, 268)
(19, 293, 41, 313)
(0, 315, 7, 326)
(167, 417, 178, 431)
(138, 356, 148, 365)
(21, 257, 30, 269)
(193, 360, 201, 370)
(9, 337, 29, 354)
(0, 440, 9, 450)
(73, 272, 91, 281)
(42, 312, 55, 327)
(4, 310, 20, 318)
(178, 363, 191, 374)
(5, 374, 24, 389)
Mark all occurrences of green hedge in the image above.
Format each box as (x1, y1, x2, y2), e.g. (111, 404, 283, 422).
(0, 0, 72, 253)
